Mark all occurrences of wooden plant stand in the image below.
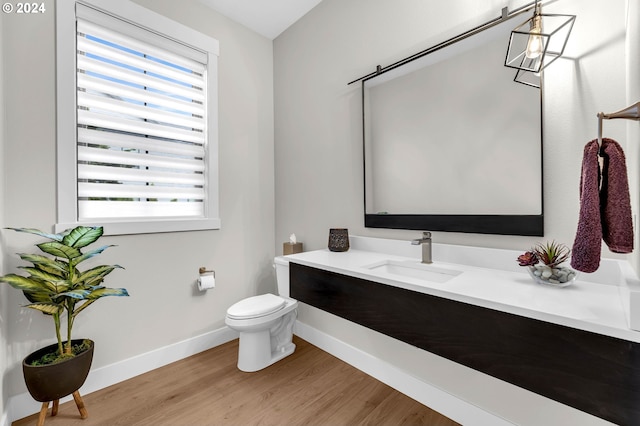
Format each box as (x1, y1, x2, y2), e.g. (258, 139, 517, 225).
(36, 391, 88, 426)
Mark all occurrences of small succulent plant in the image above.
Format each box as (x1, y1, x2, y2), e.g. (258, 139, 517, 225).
(517, 251, 539, 267)
(518, 241, 575, 286)
(517, 241, 570, 268)
(533, 241, 570, 267)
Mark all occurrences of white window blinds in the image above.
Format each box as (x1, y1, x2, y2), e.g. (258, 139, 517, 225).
(75, 5, 209, 220)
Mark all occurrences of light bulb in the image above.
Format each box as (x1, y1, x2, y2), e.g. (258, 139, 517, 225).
(525, 14, 543, 59)
(525, 32, 543, 59)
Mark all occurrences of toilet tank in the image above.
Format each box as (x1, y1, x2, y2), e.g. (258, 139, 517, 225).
(274, 256, 290, 297)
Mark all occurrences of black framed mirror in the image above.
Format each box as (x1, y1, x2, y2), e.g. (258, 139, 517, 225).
(362, 16, 543, 236)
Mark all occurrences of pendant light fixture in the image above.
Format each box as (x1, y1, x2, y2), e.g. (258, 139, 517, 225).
(505, 0, 575, 87)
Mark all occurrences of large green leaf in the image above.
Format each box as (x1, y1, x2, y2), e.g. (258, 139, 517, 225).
(57, 289, 91, 300)
(18, 253, 68, 274)
(71, 245, 115, 267)
(33, 264, 65, 279)
(17, 269, 68, 293)
(37, 242, 82, 260)
(25, 303, 62, 315)
(19, 267, 65, 283)
(76, 264, 123, 286)
(62, 226, 103, 249)
(86, 287, 129, 299)
(7, 228, 63, 242)
(0, 274, 54, 293)
(24, 290, 54, 304)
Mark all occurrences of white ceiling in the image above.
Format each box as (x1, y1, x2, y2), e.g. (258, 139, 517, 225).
(198, 0, 324, 40)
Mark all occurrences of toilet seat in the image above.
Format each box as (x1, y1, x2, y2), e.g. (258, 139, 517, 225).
(227, 294, 286, 320)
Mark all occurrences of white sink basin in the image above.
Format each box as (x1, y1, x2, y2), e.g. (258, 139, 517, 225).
(364, 260, 462, 283)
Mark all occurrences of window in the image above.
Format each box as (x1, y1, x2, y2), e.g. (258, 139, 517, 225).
(56, 0, 220, 235)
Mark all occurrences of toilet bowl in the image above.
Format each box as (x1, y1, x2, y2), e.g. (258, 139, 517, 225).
(225, 256, 298, 372)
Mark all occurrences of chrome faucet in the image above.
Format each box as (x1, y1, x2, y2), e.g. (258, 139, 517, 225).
(411, 232, 432, 264)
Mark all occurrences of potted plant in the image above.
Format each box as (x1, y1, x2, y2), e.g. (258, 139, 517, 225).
(517, 240, 577, 287)
(0, 226, 128, 423)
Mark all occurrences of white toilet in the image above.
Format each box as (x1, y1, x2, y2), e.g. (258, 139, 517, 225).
(225, 256, 298, 372)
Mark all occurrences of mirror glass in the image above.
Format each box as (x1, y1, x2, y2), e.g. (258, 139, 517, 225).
(363, 17, 543, 236)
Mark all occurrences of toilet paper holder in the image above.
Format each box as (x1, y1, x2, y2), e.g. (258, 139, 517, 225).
(197, 267, 216, 291)
(199, 267, 215, 277)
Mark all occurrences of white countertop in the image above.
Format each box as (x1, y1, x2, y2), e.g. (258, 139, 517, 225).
(284, 236, 640, 343)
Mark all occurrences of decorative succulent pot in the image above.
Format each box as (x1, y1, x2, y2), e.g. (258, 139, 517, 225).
(22, 339, 94, 402)
(527, 265, 577, 288)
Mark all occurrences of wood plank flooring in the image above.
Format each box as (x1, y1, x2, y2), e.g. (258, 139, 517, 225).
(14, 336, 460, 426)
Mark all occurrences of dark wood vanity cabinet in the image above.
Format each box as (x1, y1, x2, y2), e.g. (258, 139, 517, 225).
(290, 262, 640, 426)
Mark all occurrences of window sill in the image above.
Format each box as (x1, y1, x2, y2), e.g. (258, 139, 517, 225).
(55, 217, 221, 236)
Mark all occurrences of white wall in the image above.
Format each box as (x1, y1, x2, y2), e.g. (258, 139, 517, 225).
(2, 0, 274, 405)
(274, 0, 632, 424)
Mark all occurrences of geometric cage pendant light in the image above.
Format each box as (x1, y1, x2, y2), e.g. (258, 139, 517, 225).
(504, 0, 576, 87)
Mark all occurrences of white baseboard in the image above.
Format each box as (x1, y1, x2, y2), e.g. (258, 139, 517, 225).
(293, 321, 513, 426)
(7, 326, 238, 423)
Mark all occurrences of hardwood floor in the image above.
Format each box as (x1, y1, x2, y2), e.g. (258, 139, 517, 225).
(14, 336, 460, 426)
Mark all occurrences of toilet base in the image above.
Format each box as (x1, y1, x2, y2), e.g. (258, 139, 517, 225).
(237, 331, 296, 372)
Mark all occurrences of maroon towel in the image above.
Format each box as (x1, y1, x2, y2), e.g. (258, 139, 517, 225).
(571, 140, 602, 273)
(600, 138, 634, 253)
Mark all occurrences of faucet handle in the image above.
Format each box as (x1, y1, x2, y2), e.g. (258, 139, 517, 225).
(411, 231, 432, 245)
